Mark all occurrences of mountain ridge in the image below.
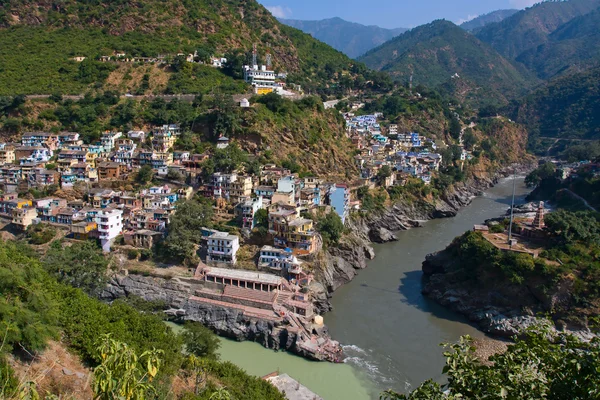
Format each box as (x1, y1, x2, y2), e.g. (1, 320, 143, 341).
(460, 9, 519, 32)
(358, 19, 537, 106)
(279, 17, 407, 58)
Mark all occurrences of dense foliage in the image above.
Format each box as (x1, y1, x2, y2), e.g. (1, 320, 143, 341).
(0, 238, 284, 399)
(382, 328, 600, 399)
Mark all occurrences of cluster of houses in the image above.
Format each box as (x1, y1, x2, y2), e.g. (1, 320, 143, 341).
(0, 126, 351, 271)
(77, 51, 229, 68)
(344, 113, 445, 186)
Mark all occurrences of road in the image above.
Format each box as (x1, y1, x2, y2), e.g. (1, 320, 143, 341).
(25, 92, 305, 103)
(564, 189, 597, 212)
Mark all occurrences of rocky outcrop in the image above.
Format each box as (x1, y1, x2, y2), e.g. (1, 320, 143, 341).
(369, 227, 397, 243)
(421, 248, 596, 339)
(101, 274, 326, 360)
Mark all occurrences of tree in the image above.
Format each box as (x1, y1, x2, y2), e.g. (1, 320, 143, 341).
(449, 116, 461, 141)
(378, 165, 392, 181)
(463, 129, 477, 150)
(525, 162, 557, 188)
(93, 335, 163, 400)
(43, 240, 109, 295)
(166, 169, 184, 182)
(317, 212, 345, 245)
(136, 165, 154, 184)
(254, 209, 268, 228)
(181, 321, 220, 360)
(382, 327, 600, 400)
(162, 200, 213, 262)
(210, 93, 240, 140)
(213, 144, 248, 173)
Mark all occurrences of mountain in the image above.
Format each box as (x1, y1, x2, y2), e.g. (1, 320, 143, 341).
(512, 65, 600, 140)
(515, 7, 600, 79)
(0, 0, 356, 95)
(460, 9, 518, 32)
(279, 17, 407, 58)
(475, 0, 600, 60)
(358, 20, 536, 106)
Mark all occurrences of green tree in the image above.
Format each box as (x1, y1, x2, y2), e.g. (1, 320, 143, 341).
(382, 327, 600, 400)
(136, 165, 154, 184)
(317, 212, 345, 245)
(162, 200, 213, 262)
(167, 169, 184, 182)
(525, 162, 557, 188)
(43, 240, 109, 295)
(213, 144, 248, 173)
(254, 209, 268, 228)
(181, 321, 220, 360)
(378, 165, 392, 181)
(449, 116, 461, 140)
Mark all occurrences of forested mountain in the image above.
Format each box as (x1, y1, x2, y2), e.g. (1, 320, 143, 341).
(279, 17, 407, 58)
(0, 0, 358, 94)
(460, 9, 518, 32)
(511, 65, 600, 140)
(475, 0, 600, 60)
(515, 7, 600, 79)
(358, 20, 536, 106)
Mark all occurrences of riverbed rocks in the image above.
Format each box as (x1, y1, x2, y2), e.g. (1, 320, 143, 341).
(369, 227, 397, 243)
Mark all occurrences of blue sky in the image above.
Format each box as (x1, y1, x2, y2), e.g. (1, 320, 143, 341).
(258, 0, 539, 28)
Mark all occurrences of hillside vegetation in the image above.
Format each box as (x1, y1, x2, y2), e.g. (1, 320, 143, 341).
(0, 0, 357, 94)
(512, 65, 600, 140)
(358, 20, 535, 106)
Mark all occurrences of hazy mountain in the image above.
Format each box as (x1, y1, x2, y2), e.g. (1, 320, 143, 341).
(475, 0, 600, 59)
(460, 9, 519, 32)
(515, 7, 600, 79)
(358, 20, 536, 105)
(279, 17, 407, 58)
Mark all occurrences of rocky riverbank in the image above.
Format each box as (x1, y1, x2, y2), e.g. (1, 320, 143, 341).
(421, 237, 597, 341)
(101, 274, 339, 361)
(312, 166, 529, 313)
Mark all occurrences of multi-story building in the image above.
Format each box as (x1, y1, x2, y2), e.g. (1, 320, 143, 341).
(21, 132, 60, 150)
(243, 65, 279, 95)
(101, 131, 123, 152)
(206, 231, 240, 265)
(229, 175, 253, 204)
(329, 184, 350, 224)
(16, 147, 53, 163)
(234, 196, 263, 229)
(258, 245, 303, 277)
(268, 210, 317, 255)
(97, 162, 126, 181)
(151, 130, 176, 152)
(127, 130, 146, 142)
(97, 208, 123, 252)
(28, 168, 60, 188)
(0, 144, 15, 165)
(58, 132, 81, 146)
(138, 151, 173, 170)
(12, 207, 38, 230)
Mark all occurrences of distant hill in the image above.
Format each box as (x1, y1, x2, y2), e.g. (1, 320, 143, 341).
(475, 0, 600, 60)
(0, 0, 356, 95)
(515, 7, 600, 79)
(358, 20, 536, 106)
(460, 9, 518, 32)
(279, 17, 407, 58)
(512, 65, 600, 139)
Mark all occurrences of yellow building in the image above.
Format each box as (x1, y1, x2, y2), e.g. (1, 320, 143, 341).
(71, 221, 98, 240)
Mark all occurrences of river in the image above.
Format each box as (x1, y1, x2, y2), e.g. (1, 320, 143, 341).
(187, 177, 530, 399)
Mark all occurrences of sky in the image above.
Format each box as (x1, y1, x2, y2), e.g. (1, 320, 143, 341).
(257, 0, 540, 28)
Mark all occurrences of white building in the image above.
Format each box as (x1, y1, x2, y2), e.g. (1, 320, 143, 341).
(258, 245, 302, 274)
(240, 98, 250, 108)
(127, 130, 146, 142)
(97, 209, 123, 252)
(207, 231, 240, 265)
(243, 65, 280, 95)
(101, 132, 123, 152)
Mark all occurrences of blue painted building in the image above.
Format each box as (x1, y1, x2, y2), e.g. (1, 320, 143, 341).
(329, 184, 350, 224)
